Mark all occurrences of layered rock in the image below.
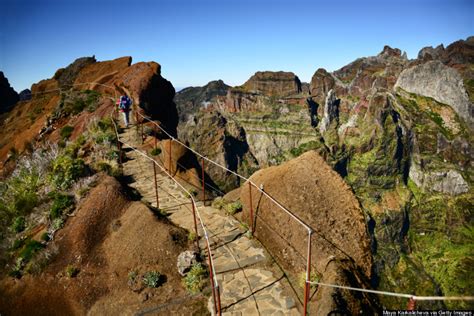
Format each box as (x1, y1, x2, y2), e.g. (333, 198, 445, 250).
(242, 71, 302, 96)
(0, 72, 19, 113)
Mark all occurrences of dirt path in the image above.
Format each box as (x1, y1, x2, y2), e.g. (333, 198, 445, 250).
(119, 124, 299, 315)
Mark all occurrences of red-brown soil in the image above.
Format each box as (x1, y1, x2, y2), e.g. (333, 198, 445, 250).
(0, 175, 207, 315)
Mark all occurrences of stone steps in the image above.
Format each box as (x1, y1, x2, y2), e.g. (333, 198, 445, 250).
(118, 125, 299, 315)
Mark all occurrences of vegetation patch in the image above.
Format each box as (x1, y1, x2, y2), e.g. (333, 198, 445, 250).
(60, 125, 74, 140)
(142, 270, 164, 288)
(182, 263, 207, 294)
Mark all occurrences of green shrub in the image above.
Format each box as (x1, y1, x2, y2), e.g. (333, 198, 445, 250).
(11, 216, 26, 233)
(0, 167, 40, 220)
(49, 192, 75, 219)
(211, 197, 226, 210)
(298, 271, 320, 290)
(51, 218, 64, 230)
(183, 263, 207, 294)
(60, 125, 74, 140)
(142, 271, 163, 288)
(225, 201, 242, 215)
(188, 231, 197, 241)
(40, 232, 50, 242)
(9, 258, 24, 279)
(150, 148, 162, 156)
(128, 270, 138, 282)
(19, 239, 44, 262)
(11, 237, 26, 250)
(49, 155, 86, 189)
(65, 265, 79, 278)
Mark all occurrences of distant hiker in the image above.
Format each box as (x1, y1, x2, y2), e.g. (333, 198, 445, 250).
(117, 94, 132, 127)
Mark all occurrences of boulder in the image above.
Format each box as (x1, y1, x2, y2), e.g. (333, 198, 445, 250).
(394, 60, 473, 127)
(177, 250, 199, 276)
(240, 151, 375, 313)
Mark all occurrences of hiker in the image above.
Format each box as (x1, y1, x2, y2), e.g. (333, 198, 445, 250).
(117, 94, 132, 127)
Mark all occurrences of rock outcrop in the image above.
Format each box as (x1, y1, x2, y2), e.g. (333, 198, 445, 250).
(18, 89, 32, 101)
(242, 71, 302, 96)
(0, 72, 19, 113)
(319, 89, 339, 133)
(395, 60, 473, 127)
(175, 80, 230, 121)
(54, 56, 97, 88)
(240, 151, 376, 314)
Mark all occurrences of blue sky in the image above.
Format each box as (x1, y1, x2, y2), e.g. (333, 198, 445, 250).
(1, 0, 473, 91)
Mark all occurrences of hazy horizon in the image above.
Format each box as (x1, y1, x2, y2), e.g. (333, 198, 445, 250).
(1, 0, 473, 92)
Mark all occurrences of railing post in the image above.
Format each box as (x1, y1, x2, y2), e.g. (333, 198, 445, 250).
(191, 200, 199, 251)
(215, 282, 222, 315)
(168, 139, 172, 174)
(207, 245, 218, 315)
(303, 230, 312, 316)
(407, 297, 416, 310)
(201, 158, 206, 204)
(153, 161, 159, 209)
(249, 182, 254, 234)
(154, 125, 157, 150)
(118, 141, 122, 165)
(141, 119, 144, 144)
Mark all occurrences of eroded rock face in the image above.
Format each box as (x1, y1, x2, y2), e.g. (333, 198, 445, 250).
(409, 163, 469, 195)
(0, 72, 19, 113)
(395, 60, 473, 127)
(319, 89, 340, 133)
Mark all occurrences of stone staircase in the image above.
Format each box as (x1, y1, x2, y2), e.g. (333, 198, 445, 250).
(118, 125, 299, 315)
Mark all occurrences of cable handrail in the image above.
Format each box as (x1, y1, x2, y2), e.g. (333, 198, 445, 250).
(136, 111, 313, 233)
(308, 281, 474, 301)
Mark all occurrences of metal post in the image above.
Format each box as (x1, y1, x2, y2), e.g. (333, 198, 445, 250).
(153, 161, 159, 209)
(249, 182, 254, 234)
(168, 139, 172, 174)
(215, 283, 222, 315)
(407, 297, 416, 310)
(201, 158, 206, 204)
(191, 200, 199, 251)
(207, 245, 218, 315)
(303, 230, 312, 316)
(118, 141, 122, 165)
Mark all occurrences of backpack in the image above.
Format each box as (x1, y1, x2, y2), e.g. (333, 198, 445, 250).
(119, 96, 131, 111)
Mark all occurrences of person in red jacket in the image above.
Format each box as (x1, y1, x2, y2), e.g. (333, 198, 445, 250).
(117, 94, 132, 127)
